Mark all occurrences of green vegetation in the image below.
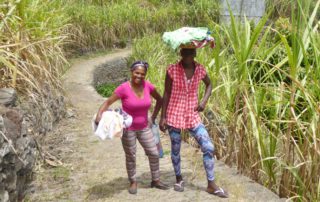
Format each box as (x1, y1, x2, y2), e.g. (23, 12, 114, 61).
(1, 0, 219, 96)
(130, 1, 320, 201)
(96, 83, 117, 97)
(0, 0, 68, 95)
(52, 166, 71, 182)
(1, 0, 319, 201)
(63, 0, 220, 53)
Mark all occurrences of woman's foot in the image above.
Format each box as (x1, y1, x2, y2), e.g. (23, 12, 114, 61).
(128, 181, 137, 194)
(207, 180, 228, 198)
(173, 175, 184, 192)
(151, 180, 170, 190)
(174, 180, 184, 192)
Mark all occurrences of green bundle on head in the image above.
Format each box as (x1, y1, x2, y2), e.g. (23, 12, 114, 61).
(162, 27, 215, 50)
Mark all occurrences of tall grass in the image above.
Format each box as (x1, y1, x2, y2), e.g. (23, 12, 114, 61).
(266, 0, 292, 18)
(0, 0, 69, 96)
(131, 0, 320, 200)
(266, 0, 320, 20)
(63, 0, 220, 53)
(0, 0, 220, 95)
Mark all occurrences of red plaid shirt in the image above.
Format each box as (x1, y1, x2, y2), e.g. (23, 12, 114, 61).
(166, 61, 207, 129)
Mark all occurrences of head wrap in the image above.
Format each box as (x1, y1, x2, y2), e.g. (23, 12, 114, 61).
(130, 61, 149, 71)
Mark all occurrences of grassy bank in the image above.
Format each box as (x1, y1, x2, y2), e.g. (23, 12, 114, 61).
(63, 0, 220, 53)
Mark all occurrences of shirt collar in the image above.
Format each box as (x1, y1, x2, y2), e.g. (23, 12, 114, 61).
(178, 60, 199, 69)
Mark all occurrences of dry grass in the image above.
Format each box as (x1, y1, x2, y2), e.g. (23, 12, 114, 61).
(0, 0, 68, 100)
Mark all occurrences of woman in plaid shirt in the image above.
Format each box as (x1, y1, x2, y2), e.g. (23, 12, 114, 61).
(160, 48, 228, 198)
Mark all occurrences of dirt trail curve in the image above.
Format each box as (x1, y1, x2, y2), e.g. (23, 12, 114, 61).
(28, 49, 285, 202)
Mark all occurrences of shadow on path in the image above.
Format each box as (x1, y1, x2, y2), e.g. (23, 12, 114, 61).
(86, 171, 207, 200)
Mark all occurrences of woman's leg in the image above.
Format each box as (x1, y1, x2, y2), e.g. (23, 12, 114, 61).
(189, 124, 228, 197)
(168, 126, 182, 179)
(121, 130, 138, 182)
(189, 124, 215, 181)
(137, 128, 160, 181)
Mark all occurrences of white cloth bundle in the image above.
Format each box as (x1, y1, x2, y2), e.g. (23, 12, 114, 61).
(92, 109, 132, 140)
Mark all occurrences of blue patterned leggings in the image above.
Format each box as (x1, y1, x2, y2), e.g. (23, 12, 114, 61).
(168, 124, 215, 181)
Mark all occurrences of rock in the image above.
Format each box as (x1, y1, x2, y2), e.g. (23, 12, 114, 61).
(0, 108, 35, 201)
(0, 65, 67, 202)
(0, 114, 4, 129)
(3, 109, 22, 140)
(0, 88, 17, 107)
(16, 136, 37, 172)
(5, 109, 23, 126)
(93, 57, 129, 87)
(0, 145, 11, 160)
(0, 189, 9, 202)
(66, 108, 76, 118)
(0, 85, 66, 201)
(2, 121, 18, 145)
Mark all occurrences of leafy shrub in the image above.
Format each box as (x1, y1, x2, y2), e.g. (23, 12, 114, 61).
(96, 83, 118, 97)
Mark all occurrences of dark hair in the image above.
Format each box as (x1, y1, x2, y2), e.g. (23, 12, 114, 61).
(130, 61, 149, 71)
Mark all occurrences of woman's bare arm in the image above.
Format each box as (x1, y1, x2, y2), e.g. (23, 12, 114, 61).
(159, 72, 172, 131)
(95, 93, 120, 123)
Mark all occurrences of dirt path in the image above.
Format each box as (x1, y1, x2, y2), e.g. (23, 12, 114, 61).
(27, 49, 285, 202)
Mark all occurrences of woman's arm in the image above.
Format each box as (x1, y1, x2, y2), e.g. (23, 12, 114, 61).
(150, 89, 163, 124)
(159, 72, 172, 131)
(195, 74, 212, 112)
(95, 93, 120, 123)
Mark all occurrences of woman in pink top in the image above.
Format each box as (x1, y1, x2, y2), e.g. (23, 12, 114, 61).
(95, 61, 169, 194)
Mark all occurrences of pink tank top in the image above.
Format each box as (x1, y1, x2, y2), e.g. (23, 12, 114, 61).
(115, 81, 155, 131)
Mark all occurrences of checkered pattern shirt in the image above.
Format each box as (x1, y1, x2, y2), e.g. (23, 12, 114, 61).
(166, 61, 207, 129)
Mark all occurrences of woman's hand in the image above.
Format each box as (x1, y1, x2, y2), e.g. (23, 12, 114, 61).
(150, 89, 162, 125)
(159, 117, 167, 132)
(148, 116, 155, 128)
(194, 101, 206, 112)
(151, 115, 156, 125)
(196, 74, 212, 112)
(95, 93, 120, 125)
(95, 114, 102, 125)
